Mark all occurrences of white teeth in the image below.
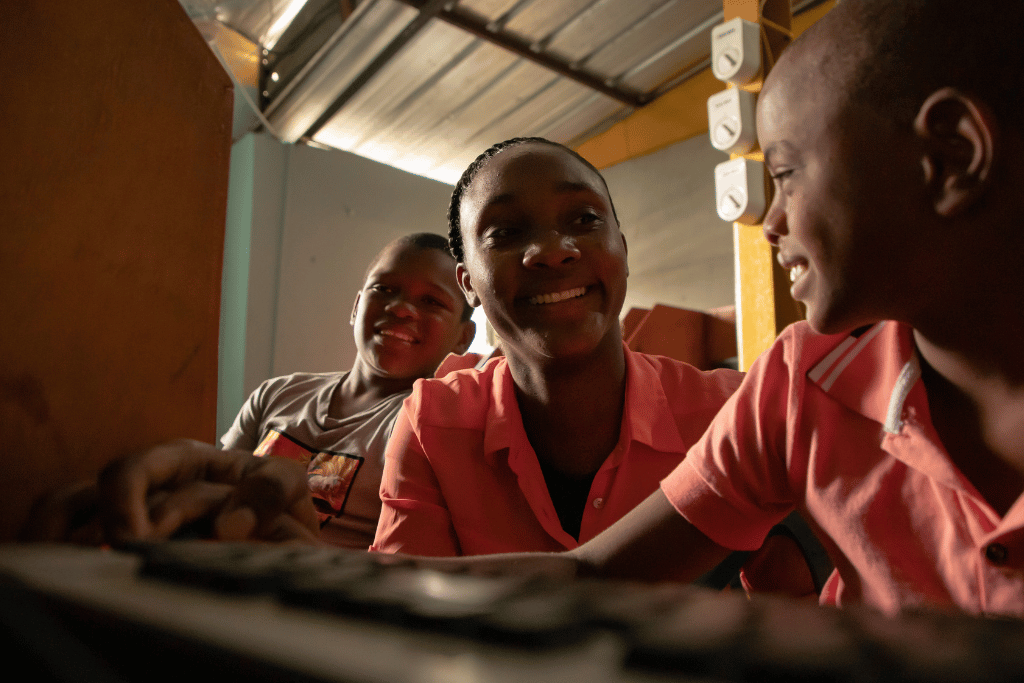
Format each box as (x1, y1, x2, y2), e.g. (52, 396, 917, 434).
(789, 264, 806, 283)
(381, 329, 415, 342)
(528, 286, 587, 305)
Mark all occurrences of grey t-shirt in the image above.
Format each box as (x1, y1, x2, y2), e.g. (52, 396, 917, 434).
(221, 371, 409, 549)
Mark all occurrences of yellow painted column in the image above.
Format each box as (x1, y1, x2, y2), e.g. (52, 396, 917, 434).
(726, 0, 804, 370)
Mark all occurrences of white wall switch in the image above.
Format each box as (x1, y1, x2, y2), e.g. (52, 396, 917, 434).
(714, 157, 767, 224)
(711, 17, 761, 85)
(707, 88, 758, 154)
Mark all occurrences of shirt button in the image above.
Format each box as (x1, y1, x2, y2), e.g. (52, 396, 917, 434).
(985, 543, 1009, 565)
(593, 497, 604, 509)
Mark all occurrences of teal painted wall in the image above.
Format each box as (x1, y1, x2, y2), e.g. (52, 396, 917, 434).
(217, 134, 255, 440)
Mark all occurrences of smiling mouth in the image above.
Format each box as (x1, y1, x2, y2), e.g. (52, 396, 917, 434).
(778, 252, 808, 286)
(526, 286, 588, 306)
(380, 329, 417, 343)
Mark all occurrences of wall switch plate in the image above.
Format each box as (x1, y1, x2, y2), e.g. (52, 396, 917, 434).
(711, 17, 761, 85)
(707, 88, 757, 154)
(715, 157, 767, 224)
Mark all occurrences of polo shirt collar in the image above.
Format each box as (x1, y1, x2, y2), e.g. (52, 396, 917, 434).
(806, 321, 918, 433)
(806, 321, 969, 494)
(478, 361, 563, 541)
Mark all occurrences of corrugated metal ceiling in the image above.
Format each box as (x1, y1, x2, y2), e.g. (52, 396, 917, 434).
(181, 0, 819, 184)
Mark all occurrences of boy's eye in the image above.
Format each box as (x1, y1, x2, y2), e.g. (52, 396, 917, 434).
(770, 169, 794, 182)
(423, 296, 447, 308)
(574, 211, 602, 227)
(369, 284, 395, 294)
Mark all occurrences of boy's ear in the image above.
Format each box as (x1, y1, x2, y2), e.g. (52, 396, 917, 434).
(914, 87, 996, 217)
(454, 319, 476, 355)
(350, 292, 361, 325)
(456, 263, 481, 307)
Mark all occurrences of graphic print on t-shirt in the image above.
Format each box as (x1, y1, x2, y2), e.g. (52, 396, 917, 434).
(253, 429, 364, 525)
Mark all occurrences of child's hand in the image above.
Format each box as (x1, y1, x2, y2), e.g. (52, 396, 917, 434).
(98, 440, 320, 545)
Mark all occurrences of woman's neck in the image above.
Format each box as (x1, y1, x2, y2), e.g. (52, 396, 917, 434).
(508, 334, 627, 478)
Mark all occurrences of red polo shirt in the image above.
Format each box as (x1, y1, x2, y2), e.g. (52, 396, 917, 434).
(664, 320, 1024, 616)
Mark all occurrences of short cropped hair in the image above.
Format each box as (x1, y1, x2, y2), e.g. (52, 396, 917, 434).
(370, 232, 473, 321)
(399, 231, 453, 256)
(821, 0, 1024, 130)
(446, 137, 619, 263)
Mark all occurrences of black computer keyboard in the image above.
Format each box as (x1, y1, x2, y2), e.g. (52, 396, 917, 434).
(1, 542, 1022, 683)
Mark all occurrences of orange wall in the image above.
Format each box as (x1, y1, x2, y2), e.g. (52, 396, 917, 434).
(0, 0, 232, 539)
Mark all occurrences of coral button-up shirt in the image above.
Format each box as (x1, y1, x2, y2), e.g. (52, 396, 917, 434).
(372, 345, 743, 563)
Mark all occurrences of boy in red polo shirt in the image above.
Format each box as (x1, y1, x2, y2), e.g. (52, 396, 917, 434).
(556, 0, 1024, 616)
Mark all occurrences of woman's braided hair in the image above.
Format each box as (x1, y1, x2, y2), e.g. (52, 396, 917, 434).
(447, 137, 618, 263)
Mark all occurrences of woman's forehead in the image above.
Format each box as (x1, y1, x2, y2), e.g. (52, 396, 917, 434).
(464, 143, 608, 208)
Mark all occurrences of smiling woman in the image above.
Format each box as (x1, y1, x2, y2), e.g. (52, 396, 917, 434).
(370, 138, 816, 595)
(457, 141, 628, 380)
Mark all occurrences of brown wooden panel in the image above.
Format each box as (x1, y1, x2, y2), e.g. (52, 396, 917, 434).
(624, 304, 737, 370)
(0, 0, 232, 539)
(620, 307, 651, 343)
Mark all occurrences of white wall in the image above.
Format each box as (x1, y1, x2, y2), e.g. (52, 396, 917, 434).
(237, 134, 455, 398)
(602, 134, 735, 316)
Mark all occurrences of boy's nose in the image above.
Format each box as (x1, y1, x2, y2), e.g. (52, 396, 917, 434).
(385, 297, 418, 318)
(522, 232, 581, 269)
(761, 201, 786, 247)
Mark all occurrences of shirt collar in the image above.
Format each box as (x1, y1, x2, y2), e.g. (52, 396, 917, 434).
(620, 344, 690, 455)
(482, 357, 521, 459)
(479, 344, 689, 461)
(806, 322, 974, 492)
(806, 321, 920, 434)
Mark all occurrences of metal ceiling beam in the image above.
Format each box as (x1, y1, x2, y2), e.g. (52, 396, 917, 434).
(396, 0, 649, 108)
(300, 0, 451, 140)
